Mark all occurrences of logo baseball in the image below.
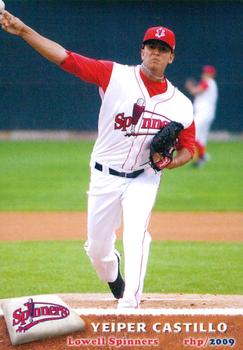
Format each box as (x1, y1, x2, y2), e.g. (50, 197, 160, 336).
(155, 27, 166, 38)
(12, 298, 70, 333)
(114, 100, 170, 134)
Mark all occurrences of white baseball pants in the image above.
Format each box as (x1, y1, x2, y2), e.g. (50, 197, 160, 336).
(84, 165, 161, 305)
(194, 109, 216, 146)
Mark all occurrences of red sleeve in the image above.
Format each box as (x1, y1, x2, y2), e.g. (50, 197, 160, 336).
(60, 51, 113, 93)
(198, 80, 209, 91)
(176, 121, 196, 157)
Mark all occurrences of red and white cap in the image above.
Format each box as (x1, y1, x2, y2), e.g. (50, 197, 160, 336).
(202, 65, 217, 76)
(143, 26, 176, 51)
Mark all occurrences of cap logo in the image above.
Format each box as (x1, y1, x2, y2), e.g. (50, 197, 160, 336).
(155, 27, 166, 39)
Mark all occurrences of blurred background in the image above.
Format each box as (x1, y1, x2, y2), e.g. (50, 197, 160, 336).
(0, 0, 242, 134)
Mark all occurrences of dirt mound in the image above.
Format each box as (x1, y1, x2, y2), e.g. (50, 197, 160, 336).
(0, 212, 242, 241)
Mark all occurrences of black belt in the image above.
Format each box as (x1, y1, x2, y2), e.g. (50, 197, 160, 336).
(95, 162, 144, 178)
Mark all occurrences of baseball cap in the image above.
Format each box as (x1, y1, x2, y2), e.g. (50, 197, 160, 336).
(202, 65, 216, 75)
(143, 26, 176, 51)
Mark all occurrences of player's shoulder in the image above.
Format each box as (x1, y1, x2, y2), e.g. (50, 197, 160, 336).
(208, 78, 218, 88)
(166, 80, 194, 126)
(110, 62, 136, 80)
(168, 80, 193, 108)
(112, 62, 136, 71)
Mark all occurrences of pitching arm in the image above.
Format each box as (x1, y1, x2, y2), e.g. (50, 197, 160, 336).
(185, 79, 207, 96)
(0, 11, 68, 65)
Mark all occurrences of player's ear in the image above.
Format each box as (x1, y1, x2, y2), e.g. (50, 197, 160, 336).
(140, 44, 145, 60)
(141, 47, 145, 60)
(168, 51, 175, 64)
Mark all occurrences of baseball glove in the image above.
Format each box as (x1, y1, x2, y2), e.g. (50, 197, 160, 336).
(149, 121, 184, 171)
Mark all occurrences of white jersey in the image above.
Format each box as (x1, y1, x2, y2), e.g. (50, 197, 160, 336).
(91, 63, 193, 172)
(194, 78, 218, 119)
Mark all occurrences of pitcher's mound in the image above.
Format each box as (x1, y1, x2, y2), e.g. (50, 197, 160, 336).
(58, 292, 243, 309)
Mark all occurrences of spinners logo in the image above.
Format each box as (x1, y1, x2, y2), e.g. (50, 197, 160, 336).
(12, 298, 70, 333)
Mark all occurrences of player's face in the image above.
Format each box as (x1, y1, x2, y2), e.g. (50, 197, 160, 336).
(141, 40, 174, 76)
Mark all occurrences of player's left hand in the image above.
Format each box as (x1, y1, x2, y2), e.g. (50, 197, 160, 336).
(149, 121, 184, 171)
(164, 157, 178, 169)
(151, 152, 173, 170)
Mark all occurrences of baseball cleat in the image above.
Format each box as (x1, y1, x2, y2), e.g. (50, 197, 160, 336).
(117, 297, 139, 309)
(108, 254, 125, 299)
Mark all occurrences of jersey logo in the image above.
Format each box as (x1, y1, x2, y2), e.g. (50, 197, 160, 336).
(114, 100, 171, 134)
(155, 27, 166, 39)
(114, 113, 168, 132)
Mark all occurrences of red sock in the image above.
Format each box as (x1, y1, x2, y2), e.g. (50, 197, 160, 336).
(195, 141, 206, 159)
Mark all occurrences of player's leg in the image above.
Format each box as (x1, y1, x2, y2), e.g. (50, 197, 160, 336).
(119, 170, 161, 308)
(194, 111, 214, 167)
(84, 169, 122, 283)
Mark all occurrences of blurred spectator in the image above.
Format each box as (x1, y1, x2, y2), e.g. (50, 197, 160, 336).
(185, 65, 218, 168)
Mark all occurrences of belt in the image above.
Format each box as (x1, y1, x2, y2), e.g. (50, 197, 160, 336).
(95, 162, 144, 178)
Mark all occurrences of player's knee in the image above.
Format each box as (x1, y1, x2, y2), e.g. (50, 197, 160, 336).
(84, 240, 107, 260)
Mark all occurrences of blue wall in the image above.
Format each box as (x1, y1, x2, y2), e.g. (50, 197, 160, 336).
(0, 0, 242, 131)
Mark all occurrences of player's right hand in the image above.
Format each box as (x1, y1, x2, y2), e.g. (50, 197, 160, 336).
(0, 11, 25, 35)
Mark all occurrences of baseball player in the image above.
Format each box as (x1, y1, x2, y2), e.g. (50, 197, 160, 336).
(185, 65, 218, 167)
(1, 11, 195, 308)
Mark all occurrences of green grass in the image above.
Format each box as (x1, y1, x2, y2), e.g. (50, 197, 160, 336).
(0, 140, 91, 211)
(0, 240, 242, 298)
(0, 240, 99, 298)
(0, 140, 243, 211)
(156, 141, 243, 211)
(146, 241, 243, 294)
